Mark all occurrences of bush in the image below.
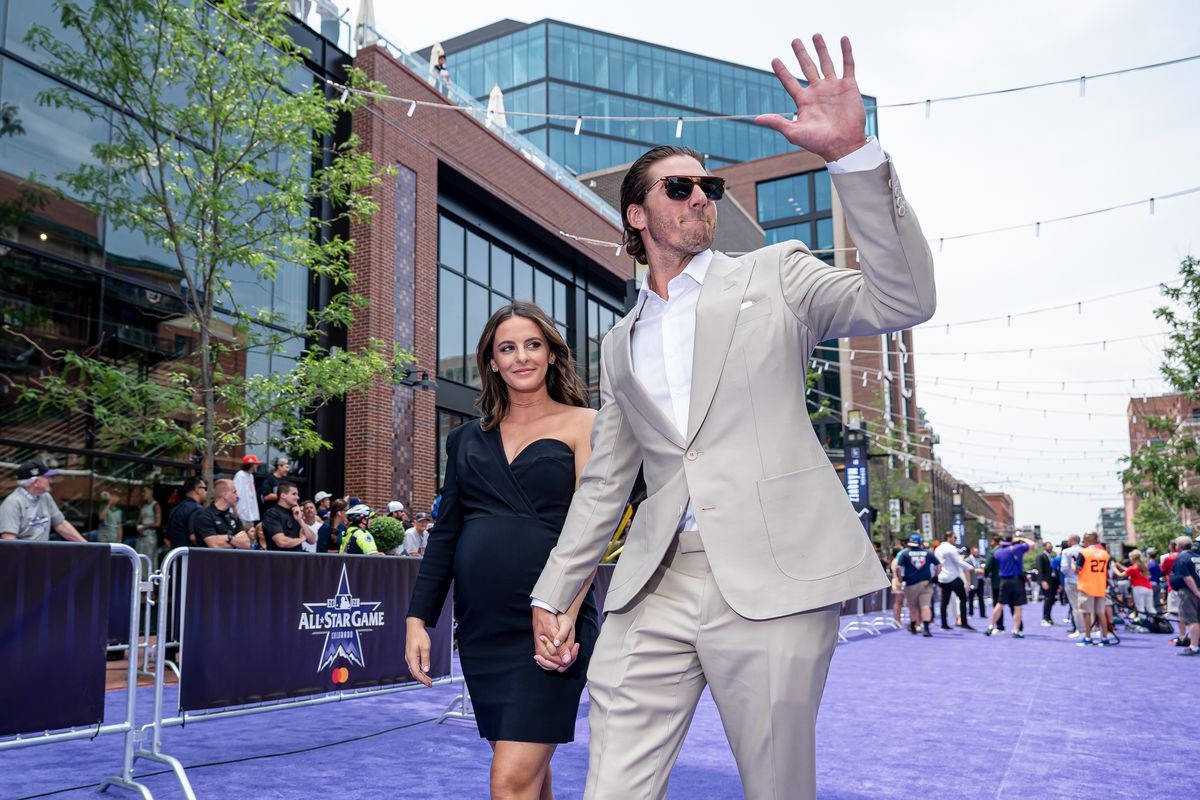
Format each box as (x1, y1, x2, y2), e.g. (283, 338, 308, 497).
(368, 515, 405, 553)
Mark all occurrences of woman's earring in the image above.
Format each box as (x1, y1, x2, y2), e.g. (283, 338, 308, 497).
(491, 364, 498, 372)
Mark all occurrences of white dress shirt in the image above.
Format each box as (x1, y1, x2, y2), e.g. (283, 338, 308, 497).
(630, 249, 713, 532)
(531, 137, 884, 613)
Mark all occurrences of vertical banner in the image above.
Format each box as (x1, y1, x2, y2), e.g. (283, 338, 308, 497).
(0, 542, 111, 737)
(921, 511, 933, 539)
(844, 427, 870, 534)
(952, 509, 965, 544)
(180, 551, 452, 712)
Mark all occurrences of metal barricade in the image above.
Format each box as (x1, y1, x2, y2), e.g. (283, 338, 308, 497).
(136, 547, 462, 800)
(0, 543, 152, 799)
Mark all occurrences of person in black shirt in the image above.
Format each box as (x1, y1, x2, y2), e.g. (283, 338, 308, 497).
(164, 477, 206, 549)
(194, 479, 254, 549)
(262, 481, 316, 551)
(258, 456, 291, 514)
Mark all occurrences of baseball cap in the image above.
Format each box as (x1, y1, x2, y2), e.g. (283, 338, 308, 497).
(241, 454, 261, 465)
(314, 491, 332, 503)
(413, 512, 432, 522)
(16, 460, 59, 480)
(387, 501, 405, 514)
(908, 533, 923, 545)
(347, 497, 363, 507)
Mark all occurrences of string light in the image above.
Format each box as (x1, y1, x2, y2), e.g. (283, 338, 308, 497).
(326, 52, 1200, 125)
(555, 184, 1200, 259)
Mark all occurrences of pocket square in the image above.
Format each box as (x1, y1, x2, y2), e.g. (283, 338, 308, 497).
(739, 300, 754, 310)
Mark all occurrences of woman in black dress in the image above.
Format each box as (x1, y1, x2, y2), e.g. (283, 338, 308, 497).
(406, 301, 599, 799)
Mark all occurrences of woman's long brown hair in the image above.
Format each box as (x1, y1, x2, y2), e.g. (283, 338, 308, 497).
(475, 301, 589, 430)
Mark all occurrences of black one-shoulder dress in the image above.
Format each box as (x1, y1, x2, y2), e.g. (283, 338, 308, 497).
(408, 420, 599, 743)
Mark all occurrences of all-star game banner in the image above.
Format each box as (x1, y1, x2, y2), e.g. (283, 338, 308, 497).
(0, 542, 112, 737)
(179, 550, 452, 712)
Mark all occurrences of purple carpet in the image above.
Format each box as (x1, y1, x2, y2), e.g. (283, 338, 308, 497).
(2, 606, 1191, 799)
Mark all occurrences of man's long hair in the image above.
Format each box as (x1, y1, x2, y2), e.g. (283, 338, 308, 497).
(620, 145, 706, 263)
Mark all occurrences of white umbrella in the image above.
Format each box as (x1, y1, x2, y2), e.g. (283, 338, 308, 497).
(354, 0, 377, 48)
(486, 84, 507, 129)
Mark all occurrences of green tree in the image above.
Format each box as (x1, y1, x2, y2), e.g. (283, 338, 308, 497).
(1121, 255, 1200, 515)
(1132, 494, 1184, 555)
(14, 0, 409, 487)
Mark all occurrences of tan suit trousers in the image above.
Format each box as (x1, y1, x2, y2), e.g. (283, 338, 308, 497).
(583, 531, 839, 800)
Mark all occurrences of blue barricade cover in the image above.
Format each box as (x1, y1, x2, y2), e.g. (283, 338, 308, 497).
(0, 542, 111, 737)
(179, 550, 453, 712)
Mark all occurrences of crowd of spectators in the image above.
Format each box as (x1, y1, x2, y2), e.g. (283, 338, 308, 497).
(1, 457, 439, 564)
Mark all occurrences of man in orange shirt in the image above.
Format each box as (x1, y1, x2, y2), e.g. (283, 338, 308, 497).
(1074, 532, 1113, 646)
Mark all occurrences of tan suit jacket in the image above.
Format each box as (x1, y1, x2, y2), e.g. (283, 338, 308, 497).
(533, 156, 935, 620)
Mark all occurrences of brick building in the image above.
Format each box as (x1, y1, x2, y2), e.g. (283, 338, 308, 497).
(1125, 393, 1200, 540)
(345, 42, 631, 513)
(981, 492, 1015, 537)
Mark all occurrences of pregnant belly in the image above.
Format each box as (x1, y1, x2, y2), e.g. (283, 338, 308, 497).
(453, 516, 559, 640)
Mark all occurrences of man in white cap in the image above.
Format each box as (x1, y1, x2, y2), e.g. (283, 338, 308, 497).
(314, 490, 333, 520)
(1, 460, 86, 542)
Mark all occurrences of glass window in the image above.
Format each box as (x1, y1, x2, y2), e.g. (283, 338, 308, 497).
(534, 269, 552, 315)
(814, 170, 831, 212)
(816, 217, 834, 252)
(439, 216, 464, 271)
(465, 281, 489, 387)
(491, 291, 507, 315)
(0, 59, 107, 200)
(465, 229, 489, 284)
(490, 245, 512, 296)
(553, 280, 567, 324)
(438, 269, 465, 383)
(437, 409, 470, 486)
(514, 257, 533, 301)
(4, 1, 86, 68)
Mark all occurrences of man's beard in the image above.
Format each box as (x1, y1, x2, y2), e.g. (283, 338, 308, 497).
(645, 210, 715, 257)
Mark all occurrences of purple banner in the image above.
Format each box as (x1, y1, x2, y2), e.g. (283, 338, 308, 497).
(0, 542, 111, 736)
(179, 550, 452, 712)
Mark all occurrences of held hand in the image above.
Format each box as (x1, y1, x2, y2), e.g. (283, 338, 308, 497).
(533, 613, 580, 673)
(404, 617, 434, 688)
(532, 606, 575, 669)
(754, 35, 867, 163)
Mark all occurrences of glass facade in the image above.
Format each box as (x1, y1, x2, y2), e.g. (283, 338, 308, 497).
(756, 169, 835, 258)
(437, 211, 571, 389)
(445, 20, 878, 174)
(0, 4, 344, 521)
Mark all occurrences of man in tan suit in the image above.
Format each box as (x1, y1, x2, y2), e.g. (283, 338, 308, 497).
(530, 35, 936, 799)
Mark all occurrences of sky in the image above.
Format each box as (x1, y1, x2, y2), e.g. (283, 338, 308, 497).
(359, 0, 1200, 536)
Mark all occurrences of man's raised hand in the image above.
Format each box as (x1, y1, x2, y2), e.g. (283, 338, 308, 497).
(755, 35, 868, 163)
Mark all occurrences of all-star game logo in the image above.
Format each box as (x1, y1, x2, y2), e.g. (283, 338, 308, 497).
(298, 565, 386, 684)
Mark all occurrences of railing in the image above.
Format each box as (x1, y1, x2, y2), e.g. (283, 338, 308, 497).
(0, 543, 153, 799)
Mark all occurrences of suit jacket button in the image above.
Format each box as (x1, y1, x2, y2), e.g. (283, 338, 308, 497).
(686, 450, 698, 461)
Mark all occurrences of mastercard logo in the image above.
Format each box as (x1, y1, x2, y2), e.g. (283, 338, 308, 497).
(331, 667, 350, 684)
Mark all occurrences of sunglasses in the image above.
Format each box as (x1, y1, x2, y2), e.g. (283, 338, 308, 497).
(656, 175, 726, 201)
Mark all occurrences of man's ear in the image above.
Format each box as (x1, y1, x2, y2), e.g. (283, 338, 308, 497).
(626, 202, 646, 233)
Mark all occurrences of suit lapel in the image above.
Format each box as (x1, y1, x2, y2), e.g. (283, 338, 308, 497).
(611, 311, 688, 449)
(686, 252, 751, 445)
